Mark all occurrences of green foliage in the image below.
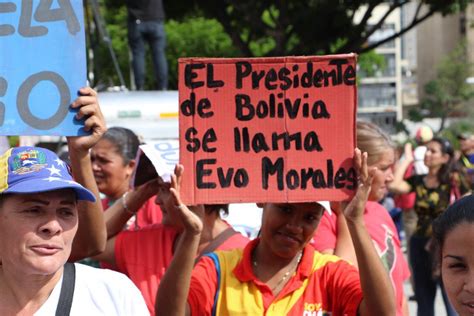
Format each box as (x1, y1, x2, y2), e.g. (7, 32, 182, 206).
(407, 108, 426, 122)
(178, 1, 469, 56)
(416, 42, 474, 132)
(89, 3, 238, 89)
(7, 136, 18, 148)
(443, 120, 474, 149)
(358, 50, 386, 78)
(85, 3, 130, 89)
(89, 0, 470, 90)
(165, 17, 239, 89)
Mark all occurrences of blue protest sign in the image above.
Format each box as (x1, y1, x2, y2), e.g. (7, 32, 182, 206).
(0, 0, 86, 136)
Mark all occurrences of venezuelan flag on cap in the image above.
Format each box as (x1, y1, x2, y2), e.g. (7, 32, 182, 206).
(0, 146, 95, 202)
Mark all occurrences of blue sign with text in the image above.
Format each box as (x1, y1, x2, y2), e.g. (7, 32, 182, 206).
(0, 0, 86, 136)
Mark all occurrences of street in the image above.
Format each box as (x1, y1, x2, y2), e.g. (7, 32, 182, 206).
(405, 280, 450, 315)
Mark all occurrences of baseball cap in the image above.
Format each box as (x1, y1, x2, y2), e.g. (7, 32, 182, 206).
(0, 146, 95, 202)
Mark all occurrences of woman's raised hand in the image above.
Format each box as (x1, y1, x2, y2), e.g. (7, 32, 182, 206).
(67, 87, 107, 152)
(169, 164, 204, 235)
(343, 148, 376, 223)
(403, 142, 414, 163)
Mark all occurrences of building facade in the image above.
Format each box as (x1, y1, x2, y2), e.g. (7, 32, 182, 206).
(355, 4, 403, 134)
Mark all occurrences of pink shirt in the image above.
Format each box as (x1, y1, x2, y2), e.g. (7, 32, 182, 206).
(312, 201, 410, 316)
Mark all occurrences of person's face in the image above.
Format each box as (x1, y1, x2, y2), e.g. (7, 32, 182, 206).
(154, 182, 180, 227)
(91, 139, 134, 199)
(459, 138, 471, 153)
(260, 203, 324, 258)
(424, 141, 449, 169)
(0, 190, 78, 276)
(441, 222, 474, 316)
(459, 137, 474, 154)
(368, 149, 395, 202)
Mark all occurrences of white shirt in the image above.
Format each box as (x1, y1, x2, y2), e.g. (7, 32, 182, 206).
(35, 263, 148, 315)
(413, 145, 428, 175)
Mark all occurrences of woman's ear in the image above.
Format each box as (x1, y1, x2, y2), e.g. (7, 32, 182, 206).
(125, 159, 136, 177)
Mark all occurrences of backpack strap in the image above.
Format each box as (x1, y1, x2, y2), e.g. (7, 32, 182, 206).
(55, 262, 76, 316)
(194, 227, 238, 264)
(203, 253, 221, 316)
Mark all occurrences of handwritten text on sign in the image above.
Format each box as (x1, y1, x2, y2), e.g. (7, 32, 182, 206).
(179, 55, 358, 204)
(0, 0, 86, 135)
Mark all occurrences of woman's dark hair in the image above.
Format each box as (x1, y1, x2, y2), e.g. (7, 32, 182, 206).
(433, 194, 474, 257)
(430, 137, 456, 185)
(101, 127, 140, 165)
(204, 204, 229, 216)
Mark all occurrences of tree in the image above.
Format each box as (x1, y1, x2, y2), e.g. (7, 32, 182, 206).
(167, 0, 471, 57)
(409, 43, 474, 133)
(165, 17, 239, 89)
(86, 2, 239, 90)
(90, 0, 471, 89)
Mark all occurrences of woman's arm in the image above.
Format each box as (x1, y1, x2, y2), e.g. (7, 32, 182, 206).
(104, 178, 159, 238)
(345, 149, 396, 316)
(402, 295, 409, 316)
(389, 143, 413, 195)
(92, 236, 117, 266)
(332, 203, 358, 266)
(67, 87, 107, 261)
(155, 165, 203, 316)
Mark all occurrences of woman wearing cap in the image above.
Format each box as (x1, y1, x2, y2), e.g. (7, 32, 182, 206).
(312, 121, 410, 316)
(390, 136, 471, 316)
(155, 149, 396, 316)
(0, 87, 148, 315)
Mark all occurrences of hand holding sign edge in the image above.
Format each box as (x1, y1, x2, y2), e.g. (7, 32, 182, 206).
(67, 87, 107, 154)
(170, 164, 204, 236)
(342, 148, 376, 224)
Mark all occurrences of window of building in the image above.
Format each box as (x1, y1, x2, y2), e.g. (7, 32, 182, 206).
(368, 23, 396, 48)
(358, 83, 396, 108)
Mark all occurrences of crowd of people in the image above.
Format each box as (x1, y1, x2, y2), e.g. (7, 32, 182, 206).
(1, 85, 473, 315)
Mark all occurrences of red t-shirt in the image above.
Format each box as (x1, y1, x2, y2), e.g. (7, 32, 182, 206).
(312, 201, 410, 316)
(188, 239, 363, 315)
(101, 196, 162, 230)
(115, 223, 249, 315)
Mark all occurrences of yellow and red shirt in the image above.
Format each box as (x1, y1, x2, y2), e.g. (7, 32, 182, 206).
(188, 239, 363, 315)
(116, 222, 249, 315)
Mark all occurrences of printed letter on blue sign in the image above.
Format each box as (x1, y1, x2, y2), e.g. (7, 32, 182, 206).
(0, 0, 86, 136)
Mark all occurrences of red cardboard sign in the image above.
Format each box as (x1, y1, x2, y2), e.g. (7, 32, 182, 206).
(179, 55, 357, 205)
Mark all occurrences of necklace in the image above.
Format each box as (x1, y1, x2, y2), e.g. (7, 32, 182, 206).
(253, 251, 303, 294)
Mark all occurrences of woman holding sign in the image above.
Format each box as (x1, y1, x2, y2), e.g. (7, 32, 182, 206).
(312, 121, 410, 316)
(0, 88, 148, 315)
(155, 149, 396, 316)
